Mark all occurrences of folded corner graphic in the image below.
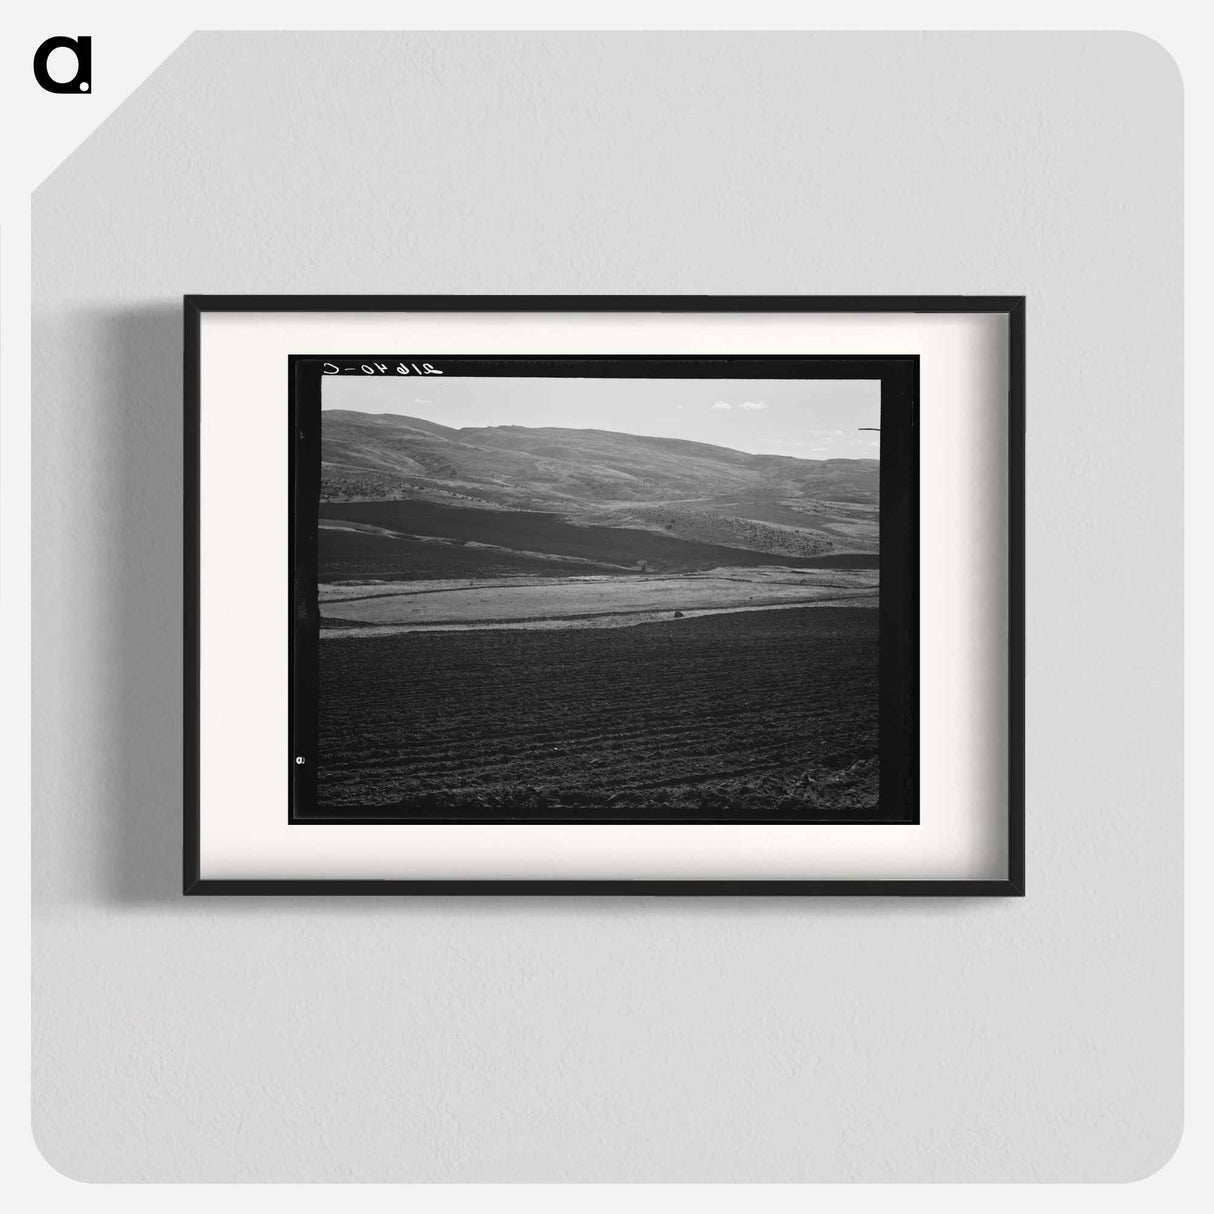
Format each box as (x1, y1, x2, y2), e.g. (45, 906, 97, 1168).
(4, 18, 189, 203)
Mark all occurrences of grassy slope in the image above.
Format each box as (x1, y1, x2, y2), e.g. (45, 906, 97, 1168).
(321, 410, 879, 507)
(319, 499, 878, 579)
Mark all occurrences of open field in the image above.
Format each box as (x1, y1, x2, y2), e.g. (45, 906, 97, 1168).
(319, 499, 876, 581)
(313, 415, 884, 819)
(317, 524, 621, 581)
(319, 567, 878, 633)
(317, 606, 879, 818)
(594, 497, 879, 556)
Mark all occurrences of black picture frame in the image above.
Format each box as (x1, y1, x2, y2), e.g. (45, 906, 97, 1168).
(184, 295, 1025, 896)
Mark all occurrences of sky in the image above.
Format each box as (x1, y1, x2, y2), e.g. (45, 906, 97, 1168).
(322, 374, 881, 459)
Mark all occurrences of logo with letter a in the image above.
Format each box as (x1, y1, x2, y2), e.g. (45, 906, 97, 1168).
(33, 35, 91, 94)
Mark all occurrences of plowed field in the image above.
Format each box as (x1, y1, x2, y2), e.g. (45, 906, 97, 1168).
(317, 606, 879, 820)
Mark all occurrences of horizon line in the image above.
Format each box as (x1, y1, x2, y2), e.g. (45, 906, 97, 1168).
(321, 408, 881, 464)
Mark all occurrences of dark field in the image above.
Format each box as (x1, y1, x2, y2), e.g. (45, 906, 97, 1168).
(318, 527, 618, 581)
(319, 499, 878, 581)
(316, 606, 879, 819)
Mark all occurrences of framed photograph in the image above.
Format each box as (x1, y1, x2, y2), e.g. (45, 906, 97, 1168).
(185, 296, 1023, 894)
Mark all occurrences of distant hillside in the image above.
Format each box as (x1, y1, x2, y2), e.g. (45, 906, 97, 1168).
(321, 410, 878, 509)
(319, 499, 878, 582)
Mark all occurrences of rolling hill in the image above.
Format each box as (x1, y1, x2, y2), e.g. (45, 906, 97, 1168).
(317, 411, 880, 576)
(320, 410, 878, 509)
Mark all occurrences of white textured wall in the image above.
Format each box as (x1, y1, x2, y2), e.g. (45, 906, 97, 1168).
(32, 32, 1181, 1181)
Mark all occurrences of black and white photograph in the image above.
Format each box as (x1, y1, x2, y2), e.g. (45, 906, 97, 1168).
(291, 355, 918, 824)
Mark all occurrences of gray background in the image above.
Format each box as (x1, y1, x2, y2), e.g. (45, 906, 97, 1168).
(32, 33, 1182, 1181)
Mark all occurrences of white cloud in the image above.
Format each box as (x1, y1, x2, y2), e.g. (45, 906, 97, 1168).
(712, 401, 732, 411)
(738, 400, 768, 411)
(412, 398, 433, 405)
